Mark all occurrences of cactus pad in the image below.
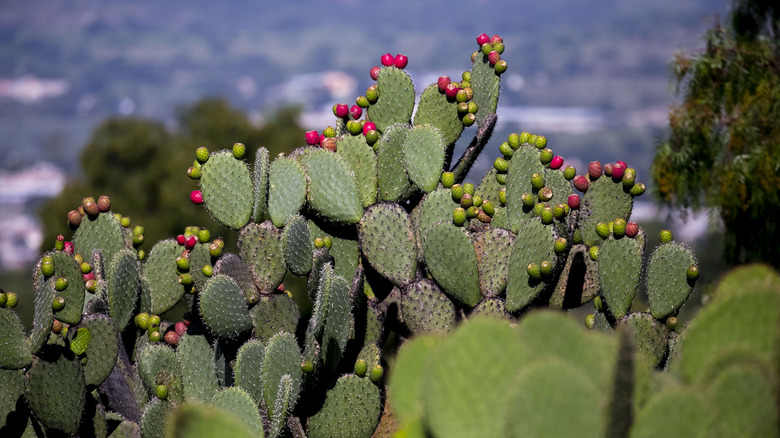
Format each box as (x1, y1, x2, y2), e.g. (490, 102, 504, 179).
(199, 275, 252, 339)
(375, 124, 411, 201)
(307, 374, 382, 438)
(252, 146, 270, 222)
(267, 156, 307, 228)
(474, 227, 514, 297)
(598, 237, 643, 319)
(616, 313, 668, 369)
(238, 221, 286, 294)
(403, 125, 446, 193)
(422, 222, 480, 307)
(579, 176, 633, 247)
(25, 347, 86, 436)
(470, 52, 501, 126)
(367, 67, 415, 132)
(49, 250, 85, 325)
(401, 279, 456, 334)
(337, 134, 378, 207)
(164, 402, 254, 438)
(505, 219, 557, 312)
(261, 332, 301, 436)
(212, 387, 265, 437)
(303, 149, 364, 224)
(0, 308, 33, 369)
(282, 214, 313, 276)
(142, 239, 185, 315)
(72, 212, 127, 275)
(414, 83, 464, 146)
(234, 339, 265, 406)
(108, 249, 140, 331)
(646, 242, 696, 319)
(176, 333, 219, 403)
(359, 203, 417, 287)
(200, 150, 254, 229)
(250, 292, 300, 343)
(78, 314, 120, 387)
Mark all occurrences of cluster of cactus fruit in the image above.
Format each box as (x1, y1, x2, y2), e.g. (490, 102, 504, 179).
(1, 32, 776, 438)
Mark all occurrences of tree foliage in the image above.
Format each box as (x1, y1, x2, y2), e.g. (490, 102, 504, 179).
(39, 98, 305, 253)
(652, 0, 780, 267)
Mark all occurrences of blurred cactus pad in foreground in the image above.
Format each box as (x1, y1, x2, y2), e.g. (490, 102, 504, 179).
(1, 33, 779, 438)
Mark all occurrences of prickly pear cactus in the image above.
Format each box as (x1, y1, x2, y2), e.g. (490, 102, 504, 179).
(3, 33, 756, 438)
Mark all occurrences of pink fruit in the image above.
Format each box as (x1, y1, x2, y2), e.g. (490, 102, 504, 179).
(437, 76, 451, 93)
(568, 194, 581, 209)
(305, 130, 320, 145)
(573, 175, 590, 192)
(63, 241, 74, 255)
(612, 162, 626, 179)
(83, 272, 95, 282)
(362, 121, 377, 136)
(491, 34, 503, 44)
(190, 190, 204, 204)
(476, 33, 490, 46)
(164, 331, 180, 347)
(350, 105, 362, 120)
(175, 322, 187, 336)
(380, 53, 394, 67)
(588, 161, 602, 180)
(625, 222, 639, 238)
(550, 155, 564, 170)
(97, 195, 111, 213)
(185, 235, 197, 250)
(321, 137, 337, 152)
(616, 160, 627, 169)
(333, 103, 349, 118)
(394, 54, 408, 69)
(445, 83, 460, 100)
(488, 51, 500, 66)
(177, 234, 186, 245)
(603, 162, 614, 177)
(370, 66, 380, 80)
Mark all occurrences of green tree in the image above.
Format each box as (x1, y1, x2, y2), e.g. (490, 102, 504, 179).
(652, 0, 780, 267)
(39, 98, 305, 253)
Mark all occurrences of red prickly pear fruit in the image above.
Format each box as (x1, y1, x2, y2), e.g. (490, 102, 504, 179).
(568, 194, 581, 209)
(190, 190, 204, 204)
(177, 234, 186, 245)
(321, 137, 337, 152)
(305, 130, 320, 145)
(52, 319, 63, 334)
(370, 66, 380, 80)
(550, 156, 564, 170)
(82, 197, 99, 216)
(612, 162, 626, 179)
(68, 210, 82, 228)
(445, 83, 460, 100)
(625, 222, 639, 238)
(437, 76, 451, 93)
(603, 162, 614, 177)
(380, 53, 394, 66)
(394, 54, 408, 69)
(185, 235, 197, 250)
(616, 160, 627, 169)
(362, 121, 377, 136)
(350, 105, 362, 120)
(491, 34, 503, 44)
(97, 195, 111, 213)
(333, 103, 349, 118)
(573, 175, 589, 192)
(83, 272, 95, 282)
(588, 161, 602, 180)
(164, 331, 180, 347)
(476, 33, 490, 46)
(63, 241, 74, 255)
(488, 51, 500, 66)
(175, 321, 188, 336)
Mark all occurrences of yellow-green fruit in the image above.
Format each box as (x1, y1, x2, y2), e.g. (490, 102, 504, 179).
(369, 364, 384, 383)
(232, 143, 246, 159)
(596, 222, 611, 239)
(526, 262, 542, 280)
(499, 188, 507, 205)
(302, 361, 314, 373)
(323, 236, 332, 249)
(52, 296, 66, 311)
(453, 208, 467, 227)
(589, 246, 599, 261)
(451, 184, 465, 202)
(149, 331, 161, 342)
(613, 219, 627, 238)
(314, 238, 325, 248)
(540, 260, 553, 277)
(156, 385, 168, 400)
(554, 237, 567, 254)
(196, 147, 209, 163)
(463, 183, 475, 196)
(41, 261, 55, 277)
(585, 314, 596, 329)
(531, 173, 544, 190)
(686, 265, 700, 282)
(660, 230, 673, 243)
(441, 172, 455, 188)
(665, 316, 678, 330)
(135, 313, 150, 331)
(354, 359, 368, 377)
(507, 133, 520, 149)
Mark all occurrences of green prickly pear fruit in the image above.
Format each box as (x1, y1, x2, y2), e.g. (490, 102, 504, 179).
(365, 130, 379, 145)
(55, 277, 68, 291)
(585, 314, 596, 329)
(42, 260, 55, 277)
(596, 222, 611, 239)
(494, 157, 509, 173)
(499, 142, 514, 158)
(659, 230, 673, 243)
(176, 255, 190, 272)
(209, 242, 223, 258)
(573, 228, 583, 244)
(0, 291, 5, 307)
(466, 206, 480, 219)
(554, 237, 567, 254)
(493, 42, 505, 54)
(196, 147, 209, 163)
(453, 208, 468, 226)
(85, 280, 97, 293)
(70, 327, 91, 355)
(356, 96, 370, 108)
(156, 384, 168, 400)
(507, 133, 520, 149)
(553, 203, 566, 219)
(178, 273, 193, 286)
(481, 43, 493, 55)
(463, 183, 475, 196)
(462, 70, 472, 82)
(370, 364, 384, 383)
(535, 135, 548, 149)
(629, 182, 646, 196)
(441, 172, 455, 188)
(461, 113, 476, 126)
(527, 262, 542, 280)
(539, 149, 554, 164)
(81, 262, 91, 274)
(499, 188, 507, 205)
(347, 120, 362, 135)
(149, 331, 161, 342)
(202, 265, 213, 277)
(540, 260, 553, 277)
(593, 296, 604, 311)
(531, 201, 545, 216)
(457, 102, 469, 114)
(456, 89, 470, 103)
(613, 219, 627, 238)
(323, 126, 336, 138)
(540, 206, 554, 224)
(83, 197, 99, 216)
(5, 292, 16, 308)
(355, 359, 368, 377)
(589, 246, 599, 261)
(197, 228, 210, 243)
(472, 195, 483, 207)
(365, 84, 379, 104)
(496, 173, 507, 184)
(55, 234, 65, 251)
(120, 216, 131, 227)
(622, 168, 636, 187)
(323, 236, 332, 249)
(52, 296, 66, 311)
(460, 193, 473, 209)
(538, 187, 553, 202)
(531, 173, 545, 190)
(481, 200, 495, 216)
(314, 238, 325, 249)
(563, 165, 576, 180)
(231, 143, 246, 159)
(187, 164, 202, 179)
(518, 132, 531, 144)
(302, 360, 314, 373)
(149, 315, 161, 328)
(665, 316, 678, 330)
(68, 210, 82, 228)
(135, 313, 150, 330)
(686, 265, 700, 283)
(73, 253, 84, 264)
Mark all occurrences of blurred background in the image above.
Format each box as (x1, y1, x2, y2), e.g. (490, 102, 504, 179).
(0, 0, 732, 327)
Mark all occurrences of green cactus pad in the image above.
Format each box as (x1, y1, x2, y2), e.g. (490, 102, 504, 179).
(0, 368, 25, 430)
(422, 222, 481, 307)
(77, 314, 120, 387)
(367, 67, 415, 132)
(307, 247, 334, 302)
(25, 347, 86, 436)
(337, 134, 379, 207)
(234, 339, 265, 406)
(308, 374, 382, 438)
(252, 146, 270, 222)
(108, 419, 141, 437)
(424, 317, 527, 438)
(646, 242, 696, 319)
(261, 332, 301, 435)
(321, 274, 352, 371)
(30, 258, 57, 353)
(107, 249, 140, 331)
(212, 387, 265, 437)
(267, 156, 307, 228)
(412, 188, 457, 258)
(164, 402, 254, 438)
(176, 333, 219, 403)
(200, 275, 252, 339)
(579, 176, 633, 247)
(475, 168, 504, 205)
(214, 253, 258, 303)
(414, 83, 464, 146)
(375, 124, 412, 201)
(49, 250, 85, 325)
(140, 398, 170, 438)
(142, 239, 185, 315)
(250, 292, 300, 344)
(72, 211, 127, 268)
(137, 344, 183, 401)
(238, 221, 287, 294)
(470, 52, 501, 126)
(188, 240, 213, 292)
(0, 308, 32, 369)
(470, 297, 513, 320)
(616, 313, 668, 369)
(403, 125, 446, 193)
(303, 149, 364, 224)
(401, 279, 456, 334)
(706, 365, 778, 438)
(504, 359, 602, 438)
(544, 167, 573, 207)
(598, 237, 643, 319)
(308, 218, 360, 282)
(630, 387, 711, 438)
(505, 146, 545, 233)
(199, 150, 254, 229)
(359, 203, 417, 287)
(387, 334, 441, 423)
(474, 227, 515, 297)
(282, 214, 313, 276)
(505, 219, 557, 312)
(309, 263, 334, 339)
(550, 244, 600, 309)
(356, 343, 382, 377)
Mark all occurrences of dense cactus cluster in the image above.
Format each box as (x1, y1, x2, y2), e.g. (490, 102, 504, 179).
(0, 33, 776, 438)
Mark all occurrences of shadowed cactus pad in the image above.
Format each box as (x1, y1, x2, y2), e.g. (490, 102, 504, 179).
(308, 374, 382, 438)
